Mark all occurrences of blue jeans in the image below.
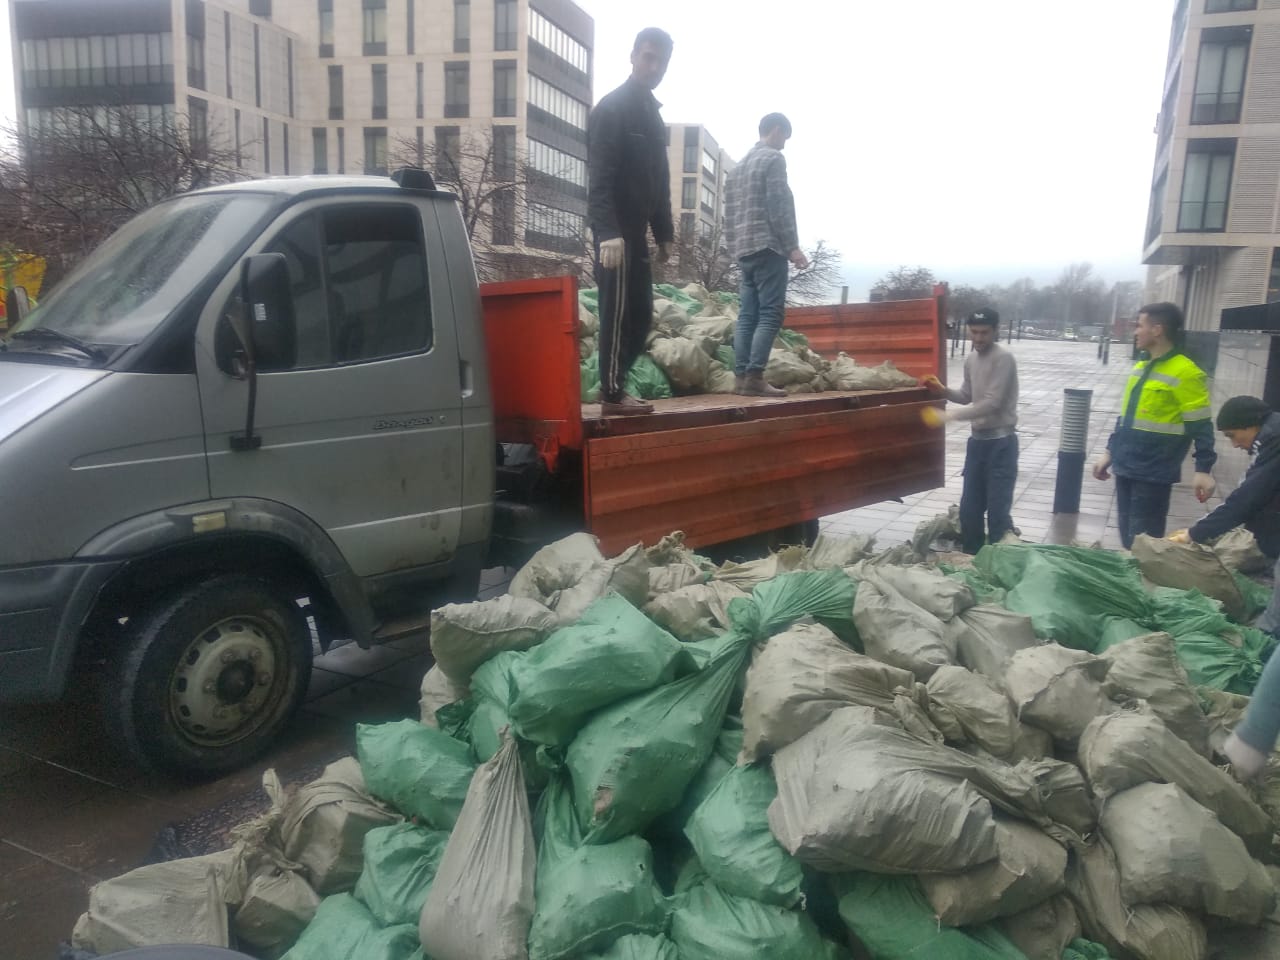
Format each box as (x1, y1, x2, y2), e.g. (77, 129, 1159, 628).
(735, 250, 789, 375)
(960, 434, 1018, 554)
(1114, 475, 1172, 550)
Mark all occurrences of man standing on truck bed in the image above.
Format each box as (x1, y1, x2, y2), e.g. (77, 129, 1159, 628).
(587, 27, 676, 416)
(723, 113, 810, 397)
(920, 308, 1019, 554)
(1092, 302, 1216, 548)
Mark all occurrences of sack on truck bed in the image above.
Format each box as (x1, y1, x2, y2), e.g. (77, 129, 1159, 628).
(996, 894, 1082, 960)
(1131, 534, 1249, 624)
(527, 777, 667, 960)
(1100, 781, 1276, 924)
(926, 665, 1019, 757)
(280, 893, 419, 960)
(509, 593, 688, 746)
(429, 595, 558, 683)
(1065, 839, 1207, 960)
(946, 604, 1038, 681)
(419, 665, 468, 727)
(581, 934, 680, 960)
(1099, 631, 1210, 755)
(352, 823, 448, 929)
(738, 620, 915, 763)
(670, 878, 842, 960)
(419, 734, 536, 960)
(852, 569, 956, 679)
(1077, 709, 1272, 853)
(1210, 525, 1270, 573)
(649, 336, 711, 392)
(858, 562, 976, 620)
(644, 581, 745, 641)
(356, 721, 476, 831)
(920, 818, 1068, 927)
(1003, 645, 1112, 745)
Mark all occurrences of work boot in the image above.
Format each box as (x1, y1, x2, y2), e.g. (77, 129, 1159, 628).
(744, 372, 786, 397)
(601, 393, 654, 416)
(734, 374, 746, 394)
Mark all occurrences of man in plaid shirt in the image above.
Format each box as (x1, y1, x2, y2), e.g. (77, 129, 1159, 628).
(723, 113, 809, 397)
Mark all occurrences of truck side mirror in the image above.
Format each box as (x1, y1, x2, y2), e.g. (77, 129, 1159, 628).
(239, 253, 297, 372)
(5, 286, 31, 328)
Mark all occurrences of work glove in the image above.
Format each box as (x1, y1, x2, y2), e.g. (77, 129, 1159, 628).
(919, 374, 945, 396)
(1193, 472, 1215, 503)
(919, 406, 949, 429)
(656, 241, 673, 264)
(1167, 529, 1191, 544)
(1091, 453, 1111, 482)
(1224, 731, 1269, 780)
(599, 237, 625, 270)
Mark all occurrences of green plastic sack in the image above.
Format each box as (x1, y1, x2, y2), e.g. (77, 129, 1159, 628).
(1062, 940, 1114, 960)
(834, 873, 1028, 960)
(671, 880, 842, 960)
(683, 763, 803, 907)
(714, 345, 735, 370)
(940, 565, 1007, 605)
(1094, 616, 1149, 653)
(582, 933, 679, 960)
(280, 893, 419, 960)
(1175, 632, 1267, 694)
(1151, 586, 1234, 636)
(775, 328, 810, 351)
(626, 353, 674, 400)
(1233, 570, 1272, 621)
(653, 283, 704, 316)
(651, 721, 744, 838)
(975, 544, 1153, 650)
(353, 823, 448, 927)
(528, 776, 668, 960)
(580, 289, 600, 316)
(356, 720, 476, 829)
(582, 354, 602, 403)
(568, 626, 754, 843)
(510, 594, 688, 746)
(749, 569, 857, 640)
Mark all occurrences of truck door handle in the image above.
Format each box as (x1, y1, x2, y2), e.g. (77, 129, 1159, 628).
(460, 360, 474, 399)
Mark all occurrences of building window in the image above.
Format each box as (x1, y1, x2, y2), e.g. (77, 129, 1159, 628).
(364, 127, 388, 175)
(263, 117, 271, 172)
(406, 0, 415, 55)
(1193, 27, 1250, 124)
(1177, 139, 1235, 231)
(416, 62, 424, 119)
(1157, 68, 1179, 153)
(328, 65, 343, 119)
(493, 125, 516, 180)
(1146, 172, 1167, 244)
(680, 212, 695, 239)
(527, 203, 584, 239)
(454, 0, 470, 53)
(318, 0, 334, 57)
(337, 127, 345, 173)
(527, 75, 587, 130)
(187, 34, 205, 89)
(529, 8, 589, 74)
(250, 0, 272, 15)
(20, 32, 174, 89)
(700, 184, 715, 214)
(702, 149, 717, 178)
(313, 127, 328, 173)
(372, 64, 388, 119)
(494, 60, 516, 117)
(444, 63, 469, 118)
(1267, 249, 1280, 302)
(527, 138, 586, 188)
(435, 125, 461, 178)
(188, 96, 207, 158)
(492, 188, 516, 245)
(683, 126, 699, 174)
(681, 178, 696, 209)
(362, 0, 387, 55)
(1206, 0, 1256, 11)
(495, 0, 517, 51)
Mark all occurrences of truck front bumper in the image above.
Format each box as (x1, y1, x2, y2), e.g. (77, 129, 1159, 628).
(0, 560, 121, 703)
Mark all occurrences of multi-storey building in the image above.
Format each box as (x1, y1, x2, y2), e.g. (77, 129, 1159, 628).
(1142, 0, 1280, 364)
(665, 123, 734, 246)
(9, 0, 593, 262)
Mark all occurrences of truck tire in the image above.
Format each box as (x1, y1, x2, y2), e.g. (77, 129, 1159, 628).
(103, 574, 312, 779)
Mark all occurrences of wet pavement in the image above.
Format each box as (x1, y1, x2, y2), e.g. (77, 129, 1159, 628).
(0, 337, 1253, 957)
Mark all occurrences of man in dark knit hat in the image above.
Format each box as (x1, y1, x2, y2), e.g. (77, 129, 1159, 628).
(1169, 395, 1280, 778)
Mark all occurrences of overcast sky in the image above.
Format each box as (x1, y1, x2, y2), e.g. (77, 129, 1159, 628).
(0, 0, 1173, 297)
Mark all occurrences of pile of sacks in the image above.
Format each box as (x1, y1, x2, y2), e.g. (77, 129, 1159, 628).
(578, 282, 918, 401)
(69, 527, 1280, 960)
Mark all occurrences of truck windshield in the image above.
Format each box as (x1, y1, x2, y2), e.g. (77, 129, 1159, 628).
(10, 193, 274, 350)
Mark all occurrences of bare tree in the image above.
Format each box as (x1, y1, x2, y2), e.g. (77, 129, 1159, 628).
(870, 265, 938, 301)
(390, 128, 592, 284)
(658, 220, 738, 293)
(0, 105, 243, 285)
(786, 239, 845, 305)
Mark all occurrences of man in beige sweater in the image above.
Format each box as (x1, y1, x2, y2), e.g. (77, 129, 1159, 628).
(920, 308, 1020, 553)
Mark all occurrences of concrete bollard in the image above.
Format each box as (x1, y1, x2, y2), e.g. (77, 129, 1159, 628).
(1054, 388, 1093, 514)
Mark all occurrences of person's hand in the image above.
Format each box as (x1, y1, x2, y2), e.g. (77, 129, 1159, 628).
(1092, 453, 1112, 482)
(1193, 472, 1216, 503)
(599, 237, 625, 269)
(919, 374, 945, 396)
(1168, 529, 1191, 544)
(656, 241, 673, 264)
(789, 248, 810, 270)
(920, 406, 949, 429)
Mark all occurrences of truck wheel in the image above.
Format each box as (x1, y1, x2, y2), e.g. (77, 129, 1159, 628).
(104, 574, 312, 779)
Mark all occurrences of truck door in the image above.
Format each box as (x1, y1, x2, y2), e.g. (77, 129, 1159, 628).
(195, 198, 464, 577)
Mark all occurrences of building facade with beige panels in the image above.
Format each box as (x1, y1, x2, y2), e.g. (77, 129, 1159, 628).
(664, 123, 735, 245)
(1144, 0, 1280, 347)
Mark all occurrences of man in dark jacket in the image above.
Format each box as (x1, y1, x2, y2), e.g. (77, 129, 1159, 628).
(587, 27, 675, 416)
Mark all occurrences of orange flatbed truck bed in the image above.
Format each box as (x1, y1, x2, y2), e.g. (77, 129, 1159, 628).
(481, 276, 947, 559)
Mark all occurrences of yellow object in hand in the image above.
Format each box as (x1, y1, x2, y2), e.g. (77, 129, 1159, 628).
(920, 406, 948, 429)
(1167, 529, 1191, 544)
